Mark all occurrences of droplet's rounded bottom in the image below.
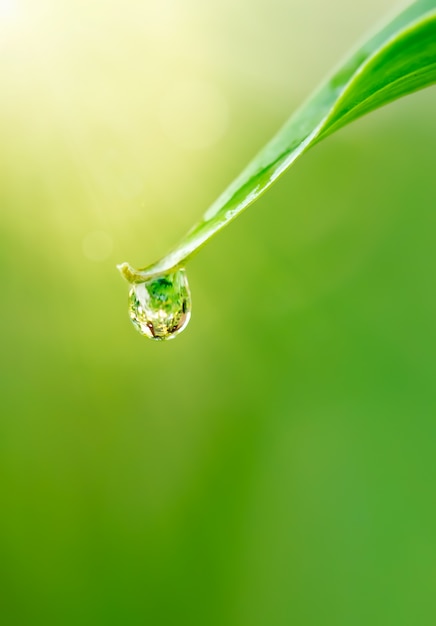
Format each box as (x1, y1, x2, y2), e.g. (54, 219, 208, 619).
(128, 269, 191, 340)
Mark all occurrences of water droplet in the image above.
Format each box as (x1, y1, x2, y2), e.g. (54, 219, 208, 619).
(128, 269, 191, 340)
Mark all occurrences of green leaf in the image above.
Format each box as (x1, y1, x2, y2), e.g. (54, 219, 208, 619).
(118, 0, 436, 283)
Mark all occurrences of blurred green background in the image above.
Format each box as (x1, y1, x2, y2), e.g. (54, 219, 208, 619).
(1, 0, 436, 624)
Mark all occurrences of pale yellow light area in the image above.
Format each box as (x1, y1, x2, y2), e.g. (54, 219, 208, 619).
(0, 0, 400, 272)
(0, 0, 19, 17)
(159, 79, 229, 150)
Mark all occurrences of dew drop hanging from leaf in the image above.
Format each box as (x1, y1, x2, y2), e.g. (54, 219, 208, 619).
(118, 1, 436, 341)
(127, 269, 191, 340)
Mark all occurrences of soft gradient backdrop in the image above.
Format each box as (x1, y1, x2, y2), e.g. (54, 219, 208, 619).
(1, 0, 436, 624)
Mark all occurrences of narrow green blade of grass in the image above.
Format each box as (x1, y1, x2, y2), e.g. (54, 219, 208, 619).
(119, 0, 436, 283)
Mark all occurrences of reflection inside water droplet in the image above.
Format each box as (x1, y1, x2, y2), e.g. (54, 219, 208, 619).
(128, 269, 191, 340)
